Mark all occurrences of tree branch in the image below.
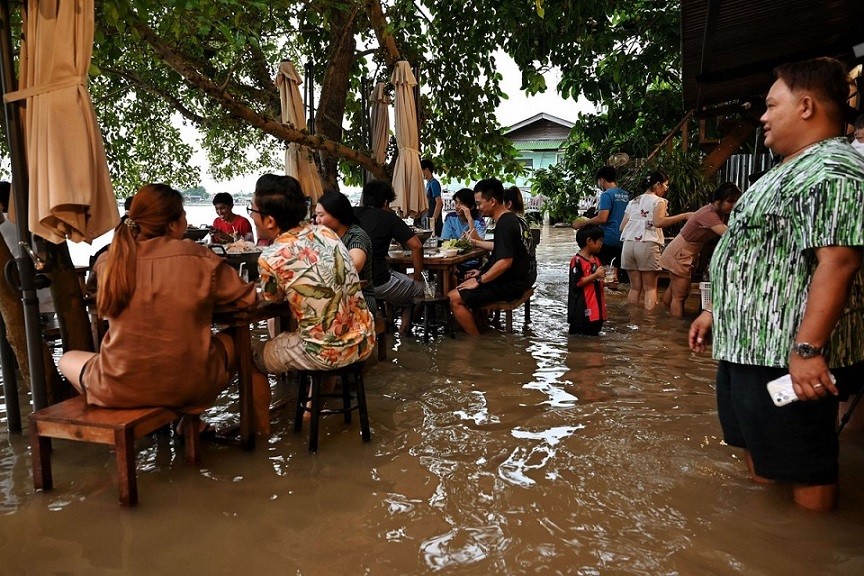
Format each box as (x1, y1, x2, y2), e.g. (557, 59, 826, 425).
(126, 13, 387, 179)
(364, 0, 401, 67)
(100, 66, 211, 128)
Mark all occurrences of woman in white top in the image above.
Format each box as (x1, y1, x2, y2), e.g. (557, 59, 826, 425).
(619, 171, 693, 310)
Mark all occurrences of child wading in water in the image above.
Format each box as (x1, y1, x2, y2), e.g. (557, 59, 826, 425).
(568, 225, 608, 336)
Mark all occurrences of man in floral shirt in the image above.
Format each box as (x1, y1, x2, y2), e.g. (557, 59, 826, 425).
(248, 174, 375, 434)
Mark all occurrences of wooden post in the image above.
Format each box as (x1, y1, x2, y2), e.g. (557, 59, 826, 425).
(700, 121, 756, 176)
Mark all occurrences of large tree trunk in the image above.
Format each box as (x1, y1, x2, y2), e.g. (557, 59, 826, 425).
(46, 242, 94, 354)
(315, 6, 360, 189)
(0, 241, 30, 389)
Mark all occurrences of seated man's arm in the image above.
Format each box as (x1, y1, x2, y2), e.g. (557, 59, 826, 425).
(406, 235, 424, 281)
(459, 257, 512, 289)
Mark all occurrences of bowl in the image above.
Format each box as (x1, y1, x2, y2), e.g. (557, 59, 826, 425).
(442, 248, 459, 258)
(183, 227, 210, 241)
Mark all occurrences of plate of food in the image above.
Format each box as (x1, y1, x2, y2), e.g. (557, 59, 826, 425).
(440, 238, 471, 253)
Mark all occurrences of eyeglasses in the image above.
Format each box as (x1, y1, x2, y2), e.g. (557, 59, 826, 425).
(246, 203, 266, 217)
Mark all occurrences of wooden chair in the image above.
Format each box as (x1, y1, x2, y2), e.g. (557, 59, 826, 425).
(294, 362, 371, 453)
(29, 395, 201, 506)
(480, 287, 535, 332)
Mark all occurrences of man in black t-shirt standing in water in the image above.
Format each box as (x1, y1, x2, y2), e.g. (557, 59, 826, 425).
(448, 178, 536, 335)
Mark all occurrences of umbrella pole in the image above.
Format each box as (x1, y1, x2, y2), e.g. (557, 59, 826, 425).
(0, 0, 49, 412)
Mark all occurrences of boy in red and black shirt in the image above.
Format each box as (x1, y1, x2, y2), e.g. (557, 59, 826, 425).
(568, 225, 607, 336)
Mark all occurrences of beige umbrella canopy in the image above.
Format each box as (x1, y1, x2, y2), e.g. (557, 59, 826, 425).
(389, 61, 426, 218)
(369, 81, 390, 164)
(5, 0, 117, 244)
(275, 60, 323, 204)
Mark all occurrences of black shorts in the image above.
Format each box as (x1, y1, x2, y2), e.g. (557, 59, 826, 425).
(715, 360, 839, 485)
(569, 320, 603, 336)
(459, 281, 526, 309)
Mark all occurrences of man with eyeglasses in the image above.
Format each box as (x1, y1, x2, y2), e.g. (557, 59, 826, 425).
(246, 174, 376, 435)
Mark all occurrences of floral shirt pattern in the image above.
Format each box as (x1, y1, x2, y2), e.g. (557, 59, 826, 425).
(258, 223, 375, 367)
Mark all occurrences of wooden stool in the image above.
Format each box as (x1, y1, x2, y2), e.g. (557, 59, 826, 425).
(29, 395, 201, 506)
(480, 287, 535, 332)
(294, 362, 371, 453)
(413, 296, 453, 341)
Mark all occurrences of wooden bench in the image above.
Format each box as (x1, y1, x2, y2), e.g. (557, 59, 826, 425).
(29, 395, 201, 506)
(480, 287, 534, 332)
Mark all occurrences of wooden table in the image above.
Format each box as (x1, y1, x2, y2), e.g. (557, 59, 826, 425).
(212, 301, 292, 450)
(387, 247, 486, 296)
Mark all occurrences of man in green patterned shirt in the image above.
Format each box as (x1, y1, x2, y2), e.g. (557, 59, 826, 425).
(689, 57, 864, 511)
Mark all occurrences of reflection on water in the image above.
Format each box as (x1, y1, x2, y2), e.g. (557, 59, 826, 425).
(1, 226, 863, 574)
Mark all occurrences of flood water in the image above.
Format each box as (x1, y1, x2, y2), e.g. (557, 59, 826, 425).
(1, 224, 863, 575)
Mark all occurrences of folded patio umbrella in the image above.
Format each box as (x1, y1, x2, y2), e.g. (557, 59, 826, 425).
(370, 81, 390, 164)
(389, 61, 426, 218)
(275, 60, 323, 204)
(5, 0, 117, 244)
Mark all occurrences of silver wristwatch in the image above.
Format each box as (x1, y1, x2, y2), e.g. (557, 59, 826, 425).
(792, 342, 824, 359)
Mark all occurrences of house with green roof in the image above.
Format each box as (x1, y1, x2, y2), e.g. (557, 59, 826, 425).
(504, 112, 574, 191)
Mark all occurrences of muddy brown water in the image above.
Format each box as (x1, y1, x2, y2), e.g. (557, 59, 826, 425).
(1, 226, 863, 575)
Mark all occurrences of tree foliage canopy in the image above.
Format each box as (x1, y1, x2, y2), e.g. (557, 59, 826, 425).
(5, 1, 685, 200)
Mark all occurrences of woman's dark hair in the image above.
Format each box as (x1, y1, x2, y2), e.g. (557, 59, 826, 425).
(317, 190, 359, 226)
(641, 171, 669, 192)
(98, 183, 184, 318)
(711, 181, 742, 203)
(452, 188, 480, 221)
(362, 179, 396, 207)
(212, 192, 234, 207)
(253, 174, 307, 231)
(503, 186, 525, 215)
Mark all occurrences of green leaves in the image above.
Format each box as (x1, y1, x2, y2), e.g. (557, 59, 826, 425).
(72, 0, 686, 200)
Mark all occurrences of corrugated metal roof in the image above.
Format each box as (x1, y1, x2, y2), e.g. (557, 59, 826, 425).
(682, 0, 864, 110)
(511, 140, 564, 150)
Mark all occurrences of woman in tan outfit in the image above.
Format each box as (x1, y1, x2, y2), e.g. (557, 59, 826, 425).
(59, 184, 256, 410)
